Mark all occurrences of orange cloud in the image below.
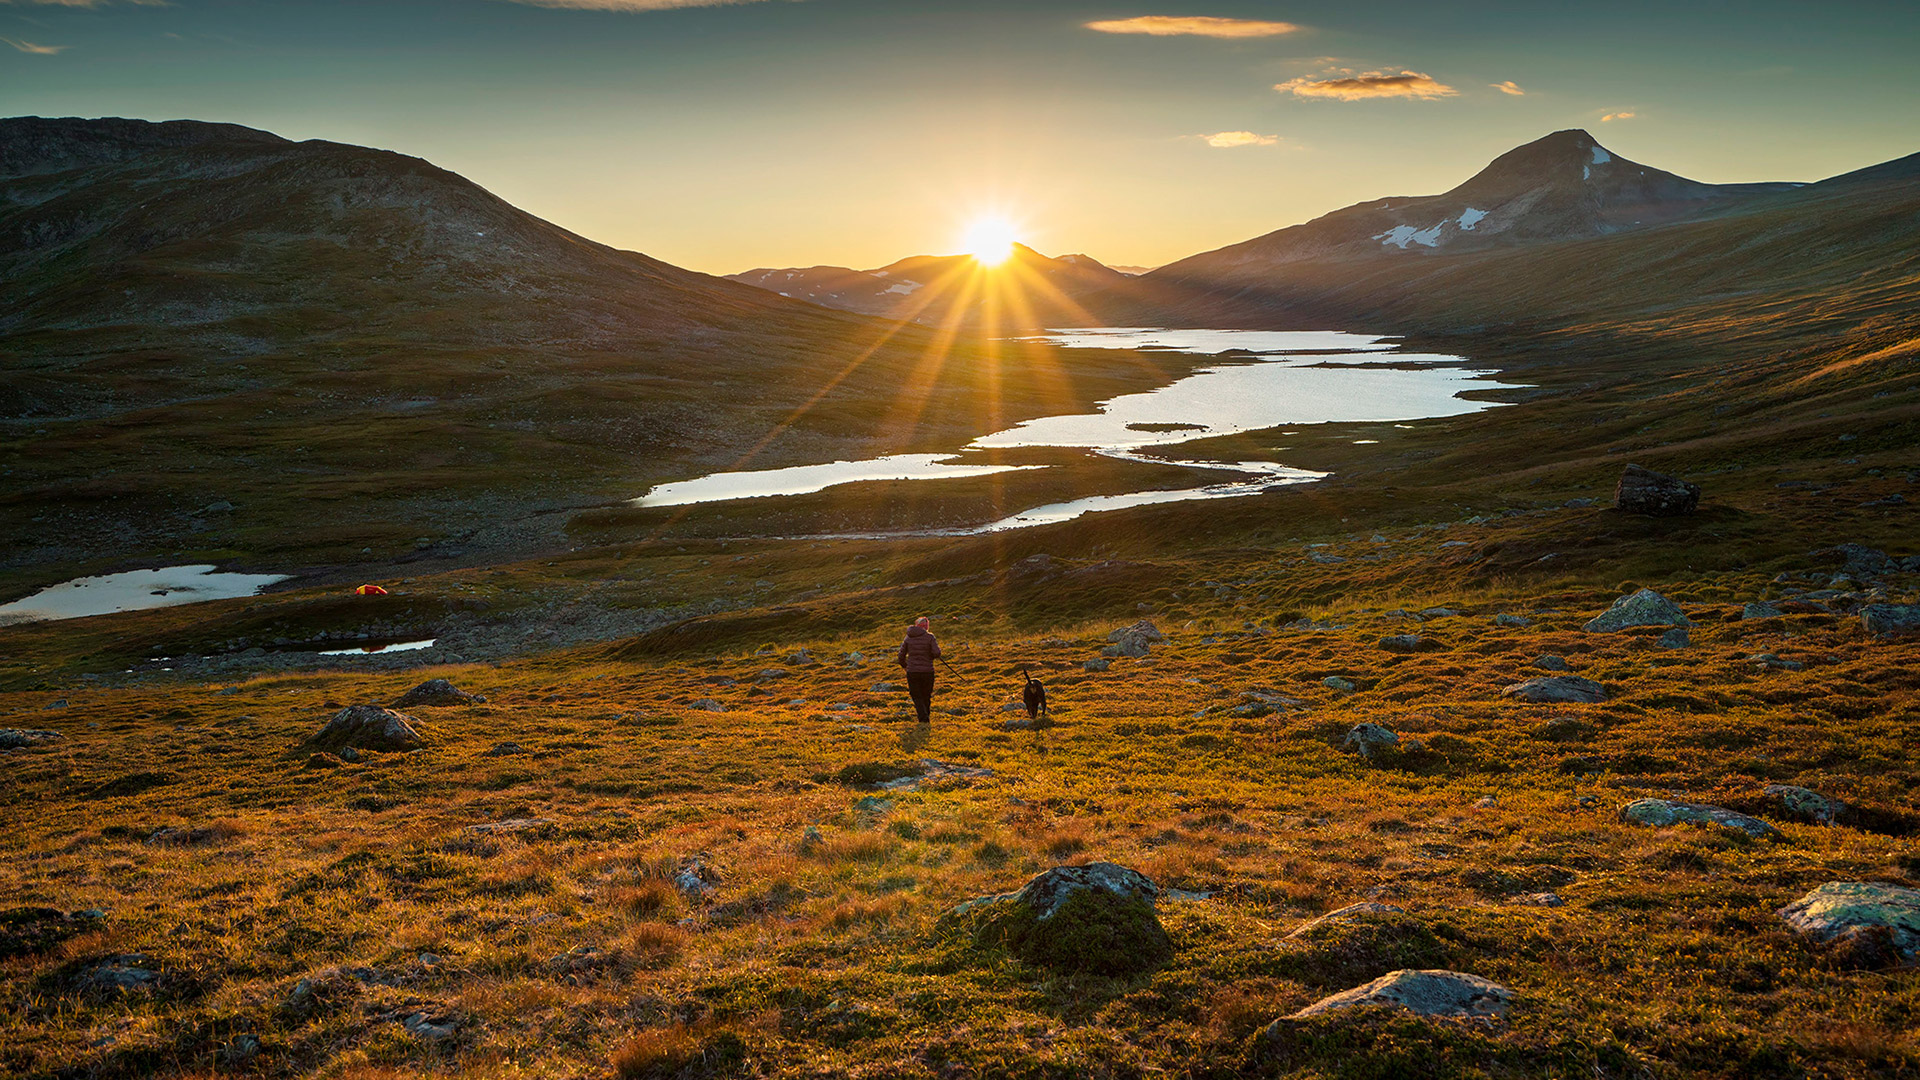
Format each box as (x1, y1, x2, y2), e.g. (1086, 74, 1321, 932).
(1276, 70, 1456, 101)
(1490, 80, 1525, 96)
(1200, 131, 1279, 148)
(1086, 15, 1299, 38)
(2, 38, 68, 53)
(1602, 111, 1637, 122)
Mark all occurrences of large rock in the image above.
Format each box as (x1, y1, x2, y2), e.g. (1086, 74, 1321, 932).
(301, 705, 429, 753)
(1341, 723, 1399, 759)
(945, 862, 1171, 974)
(1861, 604, 1920, 636)
(1502, 675, 1606, 704)
(1812, 544, 1896, 579)
(1583, 588, 1690, 632)
(1619, 798, 1780, 839)
(1778, 882, 1920, 966)
(1614, 464, 1699, 516)
(1282, 968, 1512, 1021)
(392, 679, 485, 707)
(0, 729, 64, 749)
(1762, 784, 1844, 825)
(1102, 620, 1165, 658)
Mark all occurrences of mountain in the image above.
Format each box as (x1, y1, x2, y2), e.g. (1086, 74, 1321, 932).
(728, 244, 1130, 324)
(0, 117, 1139, 576)
(1095, 130, 1919, 341)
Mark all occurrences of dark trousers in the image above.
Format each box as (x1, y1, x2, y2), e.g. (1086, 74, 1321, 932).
(906, 671, 935, 723)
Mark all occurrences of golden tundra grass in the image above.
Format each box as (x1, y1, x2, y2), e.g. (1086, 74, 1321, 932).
(2, 535, 1917, 1079)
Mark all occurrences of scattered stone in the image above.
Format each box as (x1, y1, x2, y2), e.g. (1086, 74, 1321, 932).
(1762, 784, 1845, 824)
(1619, 798, 1781, 839)
(44, 699, 67, 709)
(80, 954, 160, 994)
(545, 945, 614, 977)
(798, 826, 824, 854)
(1378, 634, 1424, 653)
(1285, 901, 1404, 939)
(688, 698, 727, 712)
(839, 651, 865, 666)
(1473, 796, 1498, 809)
(392, 679, 485, 707)
(1614, 463, 1700, 516)
(1514, 892, 1564, 907)
(300, 705, 429, 753)
(872, 682, 902, 692)
(945, 862, 1170, 974)
(674, 856, 719, 899)
(217, 1033, 261, 1066)
(1658, 626, 1690, 650)
(401, 1011, 458, 1041)
(1812, 544, 1897, 579)
(481, 740, 528, 756)
(1532, 655, 1570, 671)
(1282, 968, 1513, 1021)
(1778, 882, 1920, 966)
(1083, 658, 1111, 672)
(1861, 604, 1920, 636)
(1749, 653, 1804, 671)
(0, 729, 65, 749)
(1321, 676, 1356, 693)
(753, 668, 788, 683)
(1563, 498, 1595, 509)
(1502, 675, 1606, 704)
(786, 649, 818, 666)
(1492, 614, 1531, 627)
(1419, 607, 1459, 618)
(1103, 620, 1164, 658)
(1742, 602, 1784, 620)
(852, 795, 892, 816)
(1342, 723, 1399, 759)
(1584, 588, 1690, 632)
(466, 818, 551, 834)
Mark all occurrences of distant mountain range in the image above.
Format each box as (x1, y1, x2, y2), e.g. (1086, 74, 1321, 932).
(726, 244, 1132, 324)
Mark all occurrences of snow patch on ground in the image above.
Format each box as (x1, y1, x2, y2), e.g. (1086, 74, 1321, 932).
(870, 270, 890, 278)
(1375, 223, 1446, 249)
(1591, 145, 1612, 165)
(1457, 207, 1488, 230)
(883, 280, 923, 295)
(1582, 166, 1590, 180)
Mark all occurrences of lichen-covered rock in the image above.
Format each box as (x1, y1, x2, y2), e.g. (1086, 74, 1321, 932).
(1083, 658, 1111, 672)
(1861, 604, 1920, 636)
(300, 705, 428, 753)
(1761, 784, 1842, 824)
(1619, 798, 1780, 839)
(1285, 902, 1404, 939)
(1282, 968, 1513, 1020)
(1377, 634, 1425, 653)
(0, 728, 64, 749)
(1778, 882, 1920, 965)
(1501, 675, 1606, 704)
(1614, 464, 1700, 516)
(1102, 620, 1164, 658)
(1342, 723, 1399, 758)
(944, 862, 1171, 974)
(1584, 588, 1690, 632)
(393, 679, 485, 707)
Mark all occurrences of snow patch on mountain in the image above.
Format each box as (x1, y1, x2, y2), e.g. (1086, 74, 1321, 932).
(883, 280, 923, 295)
(1591, 145, 1611, 165)
(1375, 223, 1447, 249)
(1457, 207, 1488, 230)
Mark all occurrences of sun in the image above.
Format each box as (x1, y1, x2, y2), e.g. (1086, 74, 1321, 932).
(960, 216, 1018, 266)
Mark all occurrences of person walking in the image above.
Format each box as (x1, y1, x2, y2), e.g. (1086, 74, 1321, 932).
(896, 615, 941, 724)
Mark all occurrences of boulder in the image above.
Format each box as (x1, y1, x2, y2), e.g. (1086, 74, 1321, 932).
(1532, 655, 1570, 671)
(674, 856, 719, 899)
(1282, 968, 1513, 1021)
(1285, 902, 1404, 939)
(1583, 588, 1690, 633)
(301, 705, 428, 753)
(1083, 658, 1111, 672)
(1321, 676, 1356, 693)
(392, 679, 484, 708)
(1614, 464, 1700, 516)
(1861, 604, 1920, 636)
(1778, 882, 1920, 966)
(1812, 544, 1897, 579)
(1342, 723, 1399, 758)
(0, 729, 64, 749)
(1619, 798, 1780, 839)
(945, 862, 1170, 974)
(1762, 784, 1844, 825)
(688, 698, 727, 712)
(1377, 634, 1424, 653)
(1742, 602, 1783, 620)
(1102, 620, 1165, 658)
(1501, 675, 1606, 704)
(1492, 614, 1531, 627)
(1749, 653, 1804, 671)
(1658, 627, 1690, 649)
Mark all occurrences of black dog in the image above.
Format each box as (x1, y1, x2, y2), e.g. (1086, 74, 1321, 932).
(1021, 666, 1049, 721)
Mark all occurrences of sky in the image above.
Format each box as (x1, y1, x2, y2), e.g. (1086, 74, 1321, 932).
(3, 0, 1916, 275)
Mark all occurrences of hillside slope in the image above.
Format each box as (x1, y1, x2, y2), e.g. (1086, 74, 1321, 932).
(729, 244, 1131, 324)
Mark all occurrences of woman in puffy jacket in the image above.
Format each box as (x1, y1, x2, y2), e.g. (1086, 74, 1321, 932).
(896, 615, 941, 724)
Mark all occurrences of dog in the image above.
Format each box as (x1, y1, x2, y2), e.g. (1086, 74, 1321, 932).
(1021, 666, 1049, 721)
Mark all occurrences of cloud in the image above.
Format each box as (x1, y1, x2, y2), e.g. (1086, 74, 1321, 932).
(1602, 111, 1637, 122)
(1085, 15, 1298, 38)
(1490, 80, 1525, 96)
(1199, 131, 1278, 148)
(498, 0, 780, 10)
(2, 37, 68, 53)
(1276, 70, 1456, 101)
